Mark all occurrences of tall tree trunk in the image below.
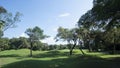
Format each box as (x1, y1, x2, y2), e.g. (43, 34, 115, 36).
(30, 40, 33, 57)
(113, 35, 116, 54)
(78, 39, 85, 55)
(113, 31, 116, 54)
(88, 40, 93, 52)
(113, 44, 116, 54)
(70, 41, 76, 55)
(67, 41, 72, 50)
(79, 47, 85, 55)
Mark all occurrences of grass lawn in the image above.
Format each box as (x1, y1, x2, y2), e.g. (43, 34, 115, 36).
(0, 49, 120, 68)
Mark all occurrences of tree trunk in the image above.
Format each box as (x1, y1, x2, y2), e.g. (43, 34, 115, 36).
(67, 41, 72, 50)
(79, 47, 85, 55)
(78, 39, 85, 55)
(113, 36, 116, 54)
(88, 40, 93, 52)
(30, 41, 33, 57)
(113, 44, 116, 54)
(88, 45, 92, 52)
(70, 41, 76, 55)
(113, 31, 116, 54)
(70, 50, 72, 55)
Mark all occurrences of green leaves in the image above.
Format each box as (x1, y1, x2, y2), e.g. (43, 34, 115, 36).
(0, 6, 7, 13)
(55, 27, 73, 42)
(25, 26, 48, 41)
(0, 6, 21, 38)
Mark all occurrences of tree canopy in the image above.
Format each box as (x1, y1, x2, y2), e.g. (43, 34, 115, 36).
(77, 0, 120, 54)
(25, 26, 48, 57)
(0, 6, 21, 37)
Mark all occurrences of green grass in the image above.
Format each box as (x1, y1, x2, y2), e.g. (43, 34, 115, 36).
(0, 49, 120, 68)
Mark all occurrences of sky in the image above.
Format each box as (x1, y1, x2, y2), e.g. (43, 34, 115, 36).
(0, 0, 93, 44)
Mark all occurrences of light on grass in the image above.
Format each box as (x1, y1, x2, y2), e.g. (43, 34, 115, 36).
(0, 49, 120, 68)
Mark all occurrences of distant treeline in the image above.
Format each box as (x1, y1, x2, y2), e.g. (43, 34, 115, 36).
(0, 37, 120, 54)
(0, 37, 79, 51)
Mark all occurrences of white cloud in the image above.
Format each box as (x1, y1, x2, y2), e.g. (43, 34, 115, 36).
(41, 37, 55, 44)
(53, 27, 58, 32)
(19, 33, 28, 38)
(41, 36, 67, 45)
(58, 13, 70, 17)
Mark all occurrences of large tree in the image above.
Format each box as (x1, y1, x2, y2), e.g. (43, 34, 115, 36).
(0, 37, 9, 51)
(0, 6, 21, 51)
(25, 26, 48, 57)
(55, 27, 85, 55)
(92, 0, 120, 53)
(0, 6, 21, 37)
(92, 0, 120, 30)
(77, 0, 120, 53)
(55, 27, 73, 45)
(55, 27, 73, 54)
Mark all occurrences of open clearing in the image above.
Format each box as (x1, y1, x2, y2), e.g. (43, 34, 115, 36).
(0, 49, 120, 68)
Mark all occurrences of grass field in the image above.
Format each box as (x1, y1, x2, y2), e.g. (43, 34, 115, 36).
(0, 49, 120, 68)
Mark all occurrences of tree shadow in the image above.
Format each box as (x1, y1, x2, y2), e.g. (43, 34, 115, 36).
(1, 55, 120, 68)
(32, 50, 77, 58)
(0, 54, 31, 58)
(0, 50, 79, 58)
(0, 54, 21, 58)
(33, 51, 64, 58)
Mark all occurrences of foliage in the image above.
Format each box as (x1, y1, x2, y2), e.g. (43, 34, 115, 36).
(55, 27, 73, 43)
(77, 0, 120, 54)
(55, 27, 85, 55)
(0, 38, 9, 51)
(25, 26, 48, 57)
(0, 6, 21, 37)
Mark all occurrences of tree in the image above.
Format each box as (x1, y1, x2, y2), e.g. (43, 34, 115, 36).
(75, 28, 86, 55)
(19, 37, 30, 49)
(0, 6, 21, 51)
(0, 6, 21, 37)
(55, 27, 85, 55)
(69, 28, 78, 55)
(0, 21, 4, 37)
(92, 0, 120, 21)
(9, 38, 22, 49)
(0, 38, 9, 51)
(25, 26, 48, 57)
(103, 27, 120, 53)
(77, 10, 98, 52)
(55, 27, 73, 43)
(77, 0, 120, 54)
(0, 6, 7, 37)
(91, 0, 120, 30)
(55, 27, 75, 55)
(91, 0, 120, 54)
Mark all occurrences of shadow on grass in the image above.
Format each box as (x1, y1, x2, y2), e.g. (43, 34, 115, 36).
(33, 50, 81, 58)
(0, 54, 31, 58)
(32, 50, 70, 58)
(1, 55, 120, 68)
(0, 54, 21, 58)
(0, 50, 78, 59)
(0, 50, 70, 58)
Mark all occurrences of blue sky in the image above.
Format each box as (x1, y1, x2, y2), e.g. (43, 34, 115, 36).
(0, 0, 93, 44)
